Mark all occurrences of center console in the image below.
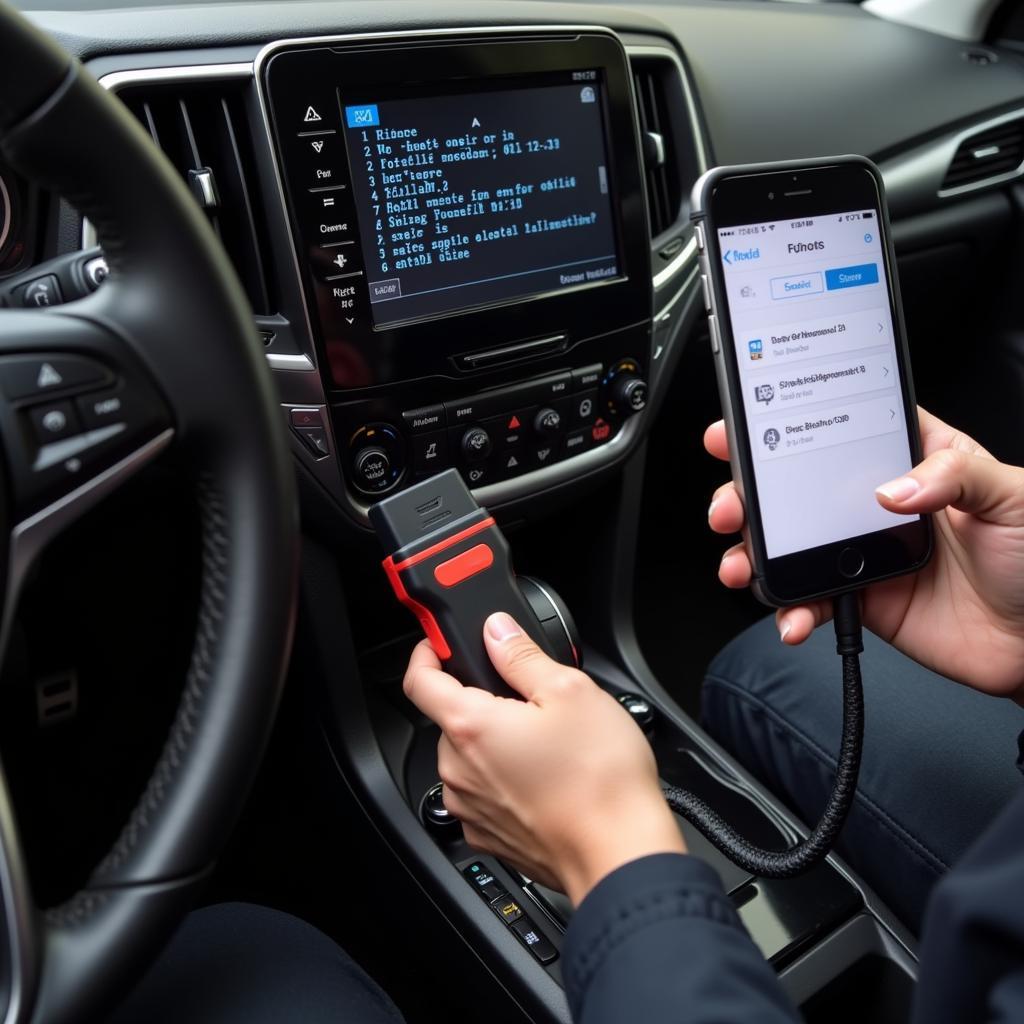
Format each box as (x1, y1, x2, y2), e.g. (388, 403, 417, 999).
(259, 30, 652, 509)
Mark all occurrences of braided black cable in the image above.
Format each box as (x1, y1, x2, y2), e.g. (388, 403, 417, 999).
(664, 592, 864, 879)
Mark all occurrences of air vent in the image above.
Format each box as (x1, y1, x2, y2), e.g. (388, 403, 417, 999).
(941, 117, 1024, 194)
(630, 52, 701, 240)
(116, 81, 274, 315)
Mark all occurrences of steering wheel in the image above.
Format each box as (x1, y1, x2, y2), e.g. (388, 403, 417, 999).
(0, 4, 298, 1021)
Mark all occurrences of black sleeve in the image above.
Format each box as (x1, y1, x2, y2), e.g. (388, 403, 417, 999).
(912, 788, 1024, 1024)
(563, 853, 799, 1024)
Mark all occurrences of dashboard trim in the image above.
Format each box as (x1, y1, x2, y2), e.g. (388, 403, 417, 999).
(882, 105, 1024, 210)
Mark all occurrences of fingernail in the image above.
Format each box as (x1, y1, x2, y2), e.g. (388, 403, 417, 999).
(779, 619, 792, 643)
(486, 612, 522, 642)
(707, 499, 719, 521)
(876, 476, 920, 502)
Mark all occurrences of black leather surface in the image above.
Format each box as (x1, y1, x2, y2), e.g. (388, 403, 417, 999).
(0, 0, 299, 1019)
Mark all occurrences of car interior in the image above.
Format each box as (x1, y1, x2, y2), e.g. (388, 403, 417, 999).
(1, 0, 1023, 1020)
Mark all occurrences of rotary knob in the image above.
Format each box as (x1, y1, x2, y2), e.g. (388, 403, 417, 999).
(534, 407, 562, 436)
(609, 375, 648, 416)
(353, 446, 392, 492)
(461, 425, 492, 462)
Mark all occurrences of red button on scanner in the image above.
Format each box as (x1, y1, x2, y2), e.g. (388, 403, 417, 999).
(434, 543, 494, 587)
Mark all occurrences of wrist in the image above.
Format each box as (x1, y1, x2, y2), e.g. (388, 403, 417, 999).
(559, 795, 687, 907)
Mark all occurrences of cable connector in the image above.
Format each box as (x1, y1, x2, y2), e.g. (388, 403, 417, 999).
(834, 590, 864, 657)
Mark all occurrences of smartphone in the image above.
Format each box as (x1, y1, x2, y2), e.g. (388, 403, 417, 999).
(691, 156, 932, 605)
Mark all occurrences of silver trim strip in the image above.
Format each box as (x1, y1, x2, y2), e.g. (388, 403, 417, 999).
(625, 44, 709, 179)
(97, 63, 252, 91)
(625, 44, 704, 290)
(266, 352, 314, 370)
(0, 175, 11, 256)
(652, 235, 696, 291)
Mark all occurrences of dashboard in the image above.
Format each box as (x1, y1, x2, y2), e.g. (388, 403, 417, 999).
(5, 0, 1024, 531)
(4, 1, 1024, 1017)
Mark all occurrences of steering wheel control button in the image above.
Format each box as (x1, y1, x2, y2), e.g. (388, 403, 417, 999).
(838, 546, 866, 579)
(83, 256, 109, 290)
(491, 896, 525, 925)
(511, 917, 559, 964)
(297, 428, 330, 459)
(29, 401, 79, 442)
(460, 426, 492, 463)
(289, 407, 324, 429)
(0, 354, 111, 400)
(75, 389, 132, 431)
(17, 274, 63, 308)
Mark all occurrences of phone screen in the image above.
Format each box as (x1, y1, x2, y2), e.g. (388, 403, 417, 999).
(717, 211, 919, 559)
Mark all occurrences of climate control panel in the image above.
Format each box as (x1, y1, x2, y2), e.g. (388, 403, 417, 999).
(340, 358, 647, 497)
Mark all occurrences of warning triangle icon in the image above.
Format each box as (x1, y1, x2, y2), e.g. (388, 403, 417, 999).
(37, 363, 62, 388)
(304, 106, 322, 123)
(508, 415, 521, 430)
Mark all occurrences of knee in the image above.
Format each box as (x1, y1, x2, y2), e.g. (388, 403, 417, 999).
(701, 615, 840, 753)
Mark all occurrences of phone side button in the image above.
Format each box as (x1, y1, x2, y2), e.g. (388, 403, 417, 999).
(700, 274, 712, 313)
(708, 314, 721, 354)
(838, 546, 865, 579)
(695, 224, 706, 252)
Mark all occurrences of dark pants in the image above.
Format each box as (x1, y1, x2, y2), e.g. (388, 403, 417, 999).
(109, 902, 405, 1023)
(702, 616, 1024, 932)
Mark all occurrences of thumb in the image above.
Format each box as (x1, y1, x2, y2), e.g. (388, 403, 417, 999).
(876, 449, 1024, 525)
(483, 612, 561, 701)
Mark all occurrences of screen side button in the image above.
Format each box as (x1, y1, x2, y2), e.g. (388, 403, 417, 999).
(700, 274, 712, 313)
(708, 314, 721, 354)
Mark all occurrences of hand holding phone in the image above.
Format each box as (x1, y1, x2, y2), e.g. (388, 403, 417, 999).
(706, 408, 1024, 701)
(692, 156, 932, 605)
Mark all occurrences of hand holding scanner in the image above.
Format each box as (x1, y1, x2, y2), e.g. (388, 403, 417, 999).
(370, 469, 579, 696)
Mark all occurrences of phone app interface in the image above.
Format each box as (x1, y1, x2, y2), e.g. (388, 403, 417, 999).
(718, 211, 917, 558)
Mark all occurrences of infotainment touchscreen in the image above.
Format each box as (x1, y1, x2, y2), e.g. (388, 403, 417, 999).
(340, 75, 622, 328)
